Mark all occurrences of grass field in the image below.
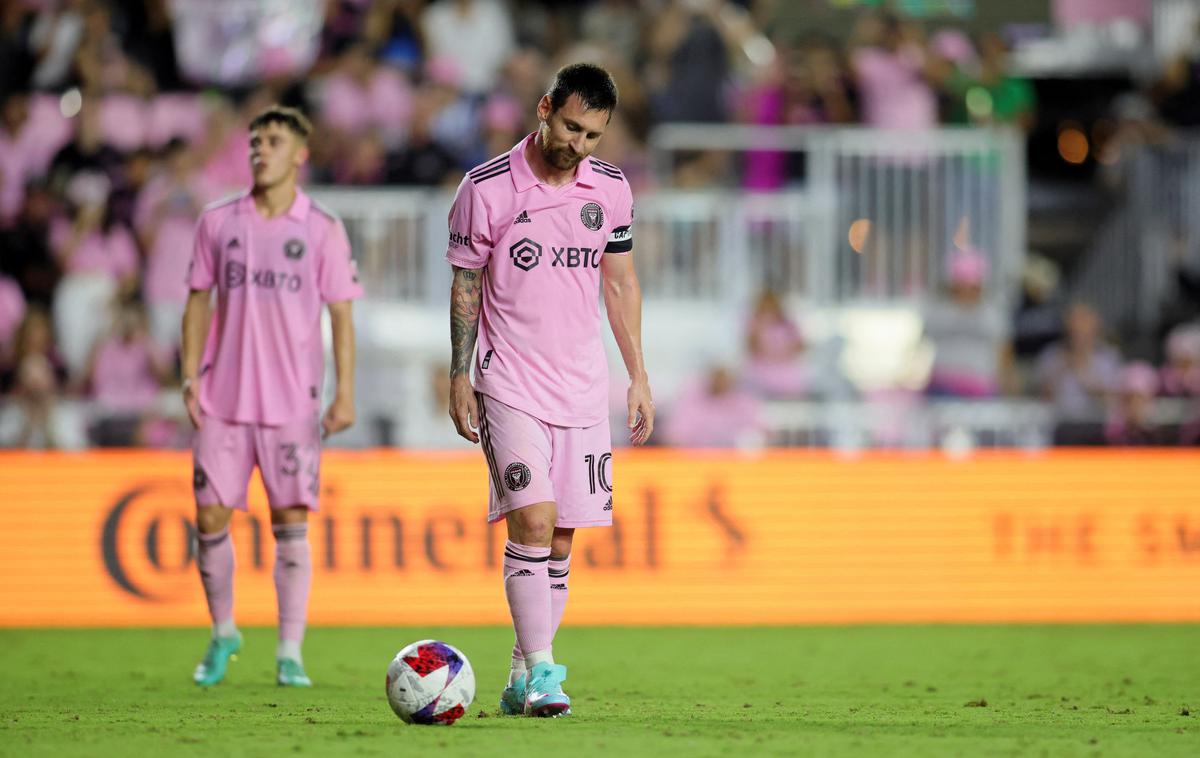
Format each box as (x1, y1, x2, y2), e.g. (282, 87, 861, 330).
(2, 625, 1197, 757)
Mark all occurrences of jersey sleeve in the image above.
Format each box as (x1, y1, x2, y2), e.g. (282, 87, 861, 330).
(605, 180, 633, 255)
(318, 218, 364, 303)
(186, 212, 217, 290)
(445, 177, 492, 269)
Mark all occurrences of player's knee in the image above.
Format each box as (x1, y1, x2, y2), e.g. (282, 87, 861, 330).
(510, 510, 555, 546)
(269, 506, 309, 526)
(196, 505, 234, 535)
(550, 527, 574, 559)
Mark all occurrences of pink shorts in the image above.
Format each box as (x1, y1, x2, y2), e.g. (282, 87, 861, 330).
(476, 392, 613, 528)
(192, 412, 321, 511)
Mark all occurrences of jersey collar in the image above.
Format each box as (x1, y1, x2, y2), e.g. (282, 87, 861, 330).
(237, 187, 311, 221)
(509, 132, 597, 192)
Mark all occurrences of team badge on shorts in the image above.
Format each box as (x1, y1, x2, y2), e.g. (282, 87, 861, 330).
(284, 238, 306, 260)
(580, 202, 604, 231)
(193, 466, 208, 491)
(504, 462, 532, 491)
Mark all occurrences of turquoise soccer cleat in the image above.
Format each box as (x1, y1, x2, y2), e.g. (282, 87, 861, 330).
(499, 673, 526, 715)
(192, 634, 242, 687)
(276, 658, 312, 687)
(524, 662, 571, 717)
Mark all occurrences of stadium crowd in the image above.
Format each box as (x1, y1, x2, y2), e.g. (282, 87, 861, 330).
(0, 0, 1197, 448)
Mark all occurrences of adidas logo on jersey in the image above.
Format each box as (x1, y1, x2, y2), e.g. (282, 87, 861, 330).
(510, 569, 534, 578)
(514, 210, 531, 224)
(227, 238, 241, 249)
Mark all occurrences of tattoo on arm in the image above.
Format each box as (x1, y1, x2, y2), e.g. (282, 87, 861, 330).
(450, 266, 482, 378)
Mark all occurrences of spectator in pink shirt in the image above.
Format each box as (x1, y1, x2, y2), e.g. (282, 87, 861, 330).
(83, 299, 172, 445)
(2, 91, 73, 227)
(134, 139, 219, 349)
(851, 13, 939, 129)
(318, 42, 413, 148)
(1105, 361, 1167, 446)
(1160, 323, 1200, 398)
(664, 366, 766, 448)
(744, 290, 807, 399)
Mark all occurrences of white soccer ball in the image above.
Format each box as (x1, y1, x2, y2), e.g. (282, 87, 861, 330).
(385, 640, 476, 725)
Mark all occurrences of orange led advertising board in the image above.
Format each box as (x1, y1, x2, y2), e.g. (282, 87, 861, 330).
(1, 450, 1198, 626)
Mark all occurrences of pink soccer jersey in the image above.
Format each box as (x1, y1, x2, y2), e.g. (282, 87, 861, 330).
(445, 133, 634, 427)
(188, 189, 363, 426)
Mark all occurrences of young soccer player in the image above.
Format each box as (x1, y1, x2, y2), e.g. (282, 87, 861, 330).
(182, 105, 362, 687)
(446, 63, 654, 717)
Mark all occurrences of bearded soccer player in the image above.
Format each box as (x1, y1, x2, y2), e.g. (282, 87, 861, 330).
(447, 63, 654, 717)
(182, 106, 362, 687)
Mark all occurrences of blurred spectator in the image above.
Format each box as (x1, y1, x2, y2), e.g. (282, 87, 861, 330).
(133, 139, 218, 349)
(645, 0, 733, 124)
(0, 1, 37, 93)
(4, 307, 67, 448)
(363, 0, 424, 71)
(851, 12, 938, 129)
(1034, 302, 1123, 424)
(421, 0, 514, 96)
(28, 0, 87, 90)
(943, 33, 1035, 131)
(1160, 323, 1200, 398)
(923, 248, 1016, 398)
(664, 366, 766, 448)
(1, 91, 73, 227)
(744, 290, 807, 399)
(1153, 18, 1200, 127)
(48, 98, 123, 190)
(81, 299, 172, 446)
(317, 42, 413, 148)
(1012, 254, 1066, 360)
(49, 175, 139, 376)
(0, 274, 26, 369)
(0, 182, 59, 306)
(386, 90, 460, 186)
(1105, 361, 1167, 446)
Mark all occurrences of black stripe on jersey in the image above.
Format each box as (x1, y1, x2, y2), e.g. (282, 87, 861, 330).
(470, 155, 509, 177)
(590, 165, 624, 181)
(476, 394, 503, 496)
(471, 165, 511, 184)
(590, 157, 620, 171)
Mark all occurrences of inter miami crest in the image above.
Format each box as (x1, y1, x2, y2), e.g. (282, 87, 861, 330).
(284, 238, 306, 260)
(225, 260, 246, 289)
(504, 462, 532, 491)
(509, 238, 542, 271)
(580, 202, 604, 231)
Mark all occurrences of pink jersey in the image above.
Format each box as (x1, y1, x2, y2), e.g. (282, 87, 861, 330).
(445, 133, 634, 427)
(188, 188, 363, 425)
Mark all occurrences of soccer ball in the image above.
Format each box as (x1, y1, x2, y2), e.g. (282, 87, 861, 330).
(385, 640, 476, 725)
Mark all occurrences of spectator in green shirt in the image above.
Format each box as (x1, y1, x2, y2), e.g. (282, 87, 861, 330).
(945, 33, 1036, 132)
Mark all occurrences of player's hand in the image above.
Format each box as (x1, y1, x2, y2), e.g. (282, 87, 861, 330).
(182, 378, 202, 429)
(449, 375, 479, 444)
(627, 377, 654, 446)
(322, 393, 355, 439)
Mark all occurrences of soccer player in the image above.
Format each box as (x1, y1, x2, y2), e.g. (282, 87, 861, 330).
(446, 63, 654, 717)
(181, 106, 362, 687)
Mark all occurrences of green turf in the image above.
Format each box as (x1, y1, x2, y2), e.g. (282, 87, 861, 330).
(1, 626, 1196, 757)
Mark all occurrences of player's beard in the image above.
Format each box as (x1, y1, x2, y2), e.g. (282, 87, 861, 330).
(541, 140, 583, 171)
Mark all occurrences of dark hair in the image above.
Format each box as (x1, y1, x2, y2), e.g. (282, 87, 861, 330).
(248, 105, 313, 141)
(546, 63, 618, 115)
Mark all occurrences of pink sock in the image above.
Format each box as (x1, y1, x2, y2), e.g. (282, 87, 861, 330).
(272, 523, 312, 648)
(513, 553, 570, 665)
(503, 541, 552, 657)
(197, 526, 235, 632)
